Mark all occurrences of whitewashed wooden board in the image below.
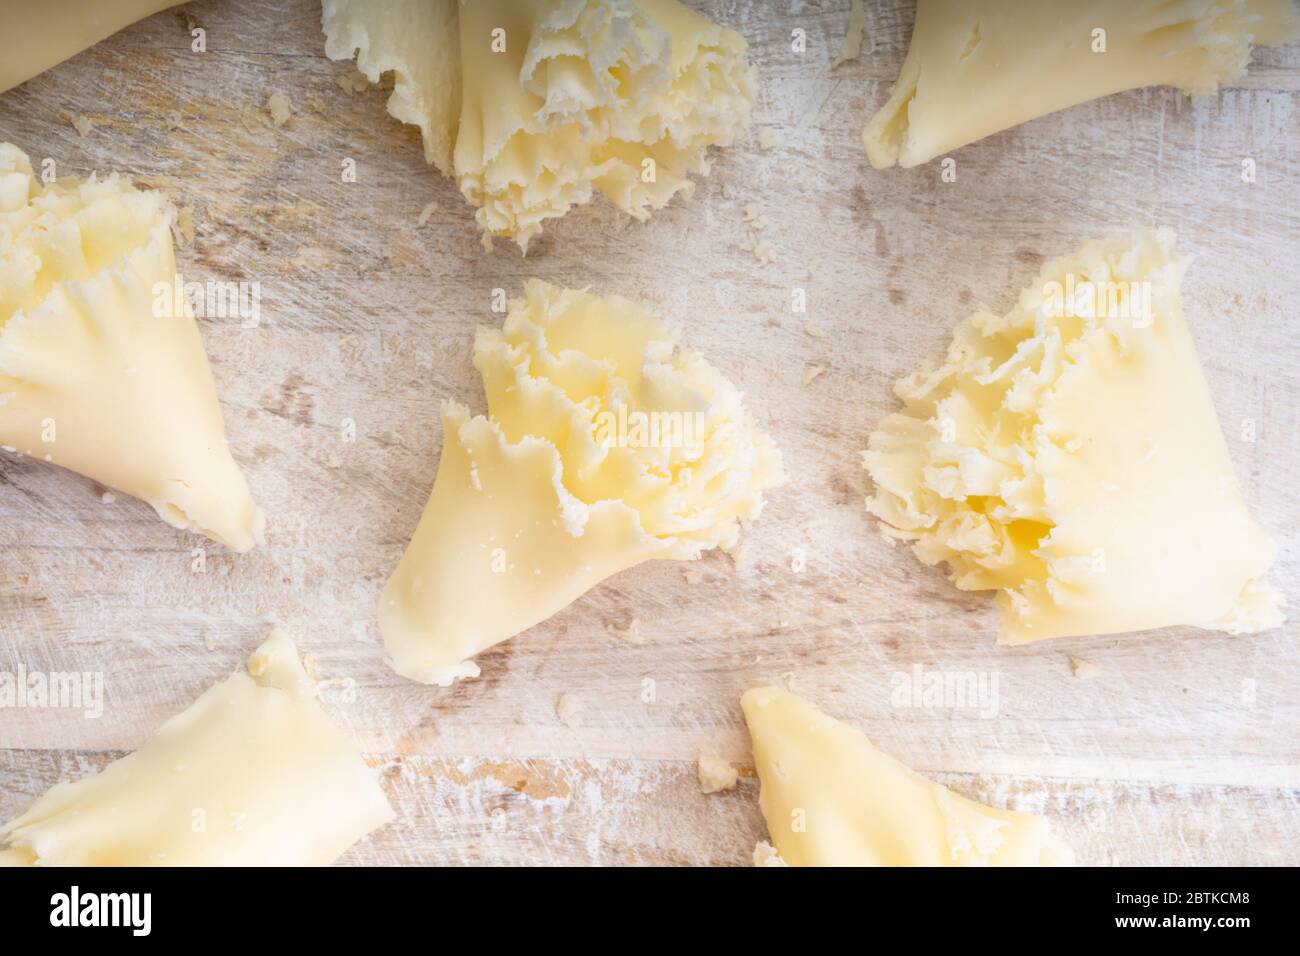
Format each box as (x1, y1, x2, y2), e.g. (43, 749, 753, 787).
(1, 0, 1297, 866)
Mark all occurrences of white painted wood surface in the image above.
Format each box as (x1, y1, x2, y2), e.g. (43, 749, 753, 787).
(0, 0, 1297, 866)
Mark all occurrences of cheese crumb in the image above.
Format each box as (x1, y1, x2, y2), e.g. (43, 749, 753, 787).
(65, 113, 96, 137)
(802, 364, 826, 386)
(267, 92, 292, 128)
(758, 129, 779, 150)
(753, 840, 788, 866)
(417, 200, 437, 227)
(1068, 655, 1103, 679)
(336, 69, 370, 95)
(555, 693, 582, 728)
(803, 323, 823, 338)
(697, 754, 739, 794)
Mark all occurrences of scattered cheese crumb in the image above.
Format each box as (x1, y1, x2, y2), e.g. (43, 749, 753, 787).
(417, 200, 437, 226)
(1069, 655, 1103, 679)
(697, 754, 739, 794)
(802, 364, 826, 386)
(742, 202, 764, 226)
(753, 841, 788, 866)
(607, 618, 644, 645)
(758, 129, 779, 150)
(555, 693, 582, 728)
(336, 69, 370, 95)
(803, 323, 823, 338)
(67, 114, 96, 137)
(832, 0, 867, 69)
(100, 491, 115, 504)
(721, 183, 735, 200)
(302, 653, 318, 681)
(267, 92, 292, 128)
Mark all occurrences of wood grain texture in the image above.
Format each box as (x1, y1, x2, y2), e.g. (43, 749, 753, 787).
(0, 0, 1297, 866)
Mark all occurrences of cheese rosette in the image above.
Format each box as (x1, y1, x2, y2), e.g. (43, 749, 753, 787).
(864, 230, 1282, 643)
(864, 0, 1300, 169)
(0, 144, 264, 551)
(380, 280, 784, 685)
(323, 0, 755, 251)
(742, 686, 1075, 867)
(1, 632, 393, 866)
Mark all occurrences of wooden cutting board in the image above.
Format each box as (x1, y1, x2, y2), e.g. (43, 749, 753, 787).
(1, 0, 1297, 866)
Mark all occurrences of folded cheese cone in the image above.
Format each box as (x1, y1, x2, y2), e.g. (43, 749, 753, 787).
(864, 0, 1300, 169)
(864, 230, 1282, 643)
(741, 687, 1074, 866)
(0, 144, 264, 551)
(381, 280, 784, 684)
(1, 632, 394, 866)
(0, 0, 183, 93)
(323, 0, 755, 251)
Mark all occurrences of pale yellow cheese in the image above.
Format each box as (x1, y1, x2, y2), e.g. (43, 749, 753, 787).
(864, 0, 1300, 168)
(323, 0, 755, 251)
(1, 632, 393, 867)
(0, 0, 183, 93)
(751, 840, 787, 866)
(864, 231, 1282, 643)
(380, 280, 783, 685)
(0, 144, 264, 552)
(742, 687, 1074, 867)
(697, 754, 739, 793)
(321, 0, 461, 174)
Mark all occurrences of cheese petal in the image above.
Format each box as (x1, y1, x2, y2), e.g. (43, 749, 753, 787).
(321, 0, 461, 174)
(381, 402, 676, 685)
(864, 0, 1300, 169)
(381, 281, 783, 684)
(1, 632, 393, 866)
(864, 230, 1282, 642)
(0, 144, 264, 552)
(742, 686, 1074, 866)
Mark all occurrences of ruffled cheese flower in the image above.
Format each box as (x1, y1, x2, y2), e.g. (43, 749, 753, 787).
(324, 0, 755, 250)
(865, 0, 1300, 168)
(0, 143, 264, 551)
(864, 231, 1281, 643)
(381, 280, 783, 685)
